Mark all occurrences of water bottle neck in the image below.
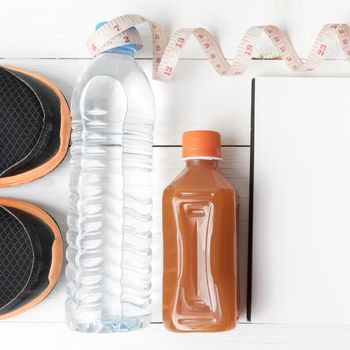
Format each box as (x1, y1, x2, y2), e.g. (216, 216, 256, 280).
(99, 45, 135, 57)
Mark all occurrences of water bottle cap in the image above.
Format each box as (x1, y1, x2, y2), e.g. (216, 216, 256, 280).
(182, 130, 222, 159)
(95, 21, 139, 53)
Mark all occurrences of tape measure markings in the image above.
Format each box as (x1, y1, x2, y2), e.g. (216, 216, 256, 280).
(87, 14, 350, 80)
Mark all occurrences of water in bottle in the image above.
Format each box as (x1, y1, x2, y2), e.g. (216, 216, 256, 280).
(66, 22, 155, 332)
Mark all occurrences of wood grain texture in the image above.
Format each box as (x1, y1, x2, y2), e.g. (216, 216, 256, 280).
(1, 57, 350, 347)
(1, 0, 350, 59)
(1, 0, 350, 347)
(1, 322, 350, 350)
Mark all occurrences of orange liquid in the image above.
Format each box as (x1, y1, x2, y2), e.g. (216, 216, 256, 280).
(162, 159, 239, 332)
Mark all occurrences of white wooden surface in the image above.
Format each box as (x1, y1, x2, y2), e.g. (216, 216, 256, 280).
(1, 0, 350, 349)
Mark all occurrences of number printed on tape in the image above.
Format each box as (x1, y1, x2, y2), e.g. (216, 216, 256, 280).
(87, 14, 350, 80)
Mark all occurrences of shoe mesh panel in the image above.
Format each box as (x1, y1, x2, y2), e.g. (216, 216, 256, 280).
(0, 207, 34, 309)
(0, 68, 44, 176)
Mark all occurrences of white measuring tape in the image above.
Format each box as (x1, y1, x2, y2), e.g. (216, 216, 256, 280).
(87, 14, 350, 80)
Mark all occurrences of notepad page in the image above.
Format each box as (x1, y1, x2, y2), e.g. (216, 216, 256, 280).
(250, 77, 350, 324)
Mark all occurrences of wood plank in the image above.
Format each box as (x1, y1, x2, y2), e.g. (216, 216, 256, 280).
(1, 322, 350, 350)
(0, 147, 250, 323)
(1, 0, 350, 59)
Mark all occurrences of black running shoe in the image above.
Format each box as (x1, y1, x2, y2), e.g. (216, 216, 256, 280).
(0, 198, 63, 319)
(0, 66, 71, 187)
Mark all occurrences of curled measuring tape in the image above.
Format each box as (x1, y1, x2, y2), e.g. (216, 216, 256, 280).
(87, 14, 350, 80)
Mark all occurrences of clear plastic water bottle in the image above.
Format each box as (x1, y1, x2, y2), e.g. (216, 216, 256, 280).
(66, 22, 155, 332)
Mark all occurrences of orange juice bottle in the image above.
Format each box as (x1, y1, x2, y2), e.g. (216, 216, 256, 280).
(162, 130, 239, 332)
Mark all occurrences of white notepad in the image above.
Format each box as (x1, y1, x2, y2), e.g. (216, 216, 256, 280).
(250, 77, 350, 324)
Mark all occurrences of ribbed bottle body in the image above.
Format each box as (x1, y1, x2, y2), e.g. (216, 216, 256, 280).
(66, 52, 155, 332)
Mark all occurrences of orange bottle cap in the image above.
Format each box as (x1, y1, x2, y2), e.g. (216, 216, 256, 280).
(182, 130, 222, 159)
